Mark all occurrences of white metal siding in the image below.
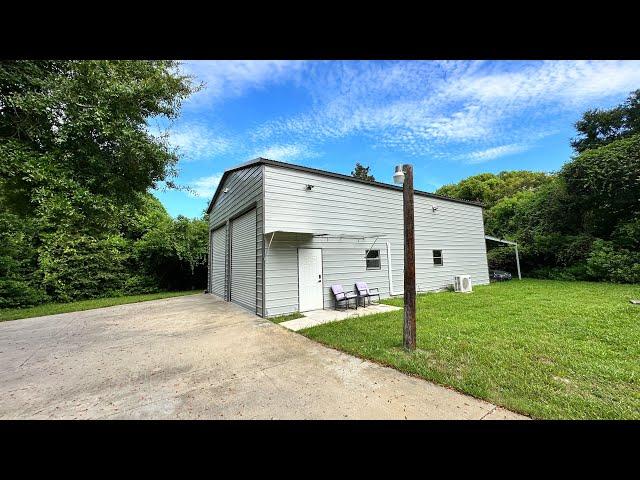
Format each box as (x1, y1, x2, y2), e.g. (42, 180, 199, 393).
(263, 165, 489, 316)
(211, 226, 227, 298)
(231, 208, 257, 312)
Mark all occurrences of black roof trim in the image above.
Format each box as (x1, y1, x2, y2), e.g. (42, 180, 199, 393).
(206, 157, 484, 214)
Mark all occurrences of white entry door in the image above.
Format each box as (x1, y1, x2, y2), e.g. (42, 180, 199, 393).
(298, 248, 323, 311)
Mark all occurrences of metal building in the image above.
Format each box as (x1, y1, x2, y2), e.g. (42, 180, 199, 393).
(207, 158, 490, 317)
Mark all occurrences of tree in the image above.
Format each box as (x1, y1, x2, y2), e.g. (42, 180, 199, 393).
(0, 61, 198, 231)
(571, 89, 640, 153)
(562, 133, 640, 238)
(0, 61, 202, 306)
(351, 162, 375, 182)
(133, 209, 208, 291)
(436, 171, 552, 209)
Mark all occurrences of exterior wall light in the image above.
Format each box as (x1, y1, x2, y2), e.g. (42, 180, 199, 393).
(393, 165, 405, 185)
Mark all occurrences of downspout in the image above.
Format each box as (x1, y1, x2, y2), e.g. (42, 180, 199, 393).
(386, 241, 403, 296)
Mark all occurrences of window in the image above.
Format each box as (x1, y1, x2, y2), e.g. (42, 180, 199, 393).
(366, 250, 381, 270)
(433, 249, 443, 266)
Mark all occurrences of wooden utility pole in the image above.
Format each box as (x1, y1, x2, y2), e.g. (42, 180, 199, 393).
(402, 164, 416, 350)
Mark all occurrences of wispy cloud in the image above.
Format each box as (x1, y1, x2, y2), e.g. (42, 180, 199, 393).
(448, 60, 640, 107)
(249, 60, 640, 162)
(254, 143, 319, 162)
(151, 122, 231, 162)
(188, 174, 223, 198)
(465, 143, 531, 164)
(181, 60, 307, 107)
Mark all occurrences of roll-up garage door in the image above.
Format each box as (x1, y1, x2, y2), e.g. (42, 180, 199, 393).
(230, 208, 257, 312)
(211, 226, 227, 298)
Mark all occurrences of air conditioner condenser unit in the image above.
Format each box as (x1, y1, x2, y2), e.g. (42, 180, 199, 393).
(454, 275, 472, 293)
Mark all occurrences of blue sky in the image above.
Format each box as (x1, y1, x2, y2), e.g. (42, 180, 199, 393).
(150, 60, 640, 218)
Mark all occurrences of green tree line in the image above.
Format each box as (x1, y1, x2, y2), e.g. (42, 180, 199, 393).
(436, 90, 640, 283)
(0, 60, 209, 308)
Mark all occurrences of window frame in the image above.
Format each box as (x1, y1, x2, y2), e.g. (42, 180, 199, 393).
(433, 249, 443, 266)
(366, 249, 381, 270)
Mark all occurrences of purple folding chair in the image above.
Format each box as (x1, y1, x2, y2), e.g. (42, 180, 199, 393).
(355, 281, 380, 307)
(330, 284, 358, 310)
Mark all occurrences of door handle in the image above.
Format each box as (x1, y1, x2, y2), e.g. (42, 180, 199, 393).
(318, 274, 322, 282)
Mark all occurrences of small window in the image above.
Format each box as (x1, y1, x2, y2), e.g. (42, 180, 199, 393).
(433, 249, 443, 266)
(366, 250, 381, 270)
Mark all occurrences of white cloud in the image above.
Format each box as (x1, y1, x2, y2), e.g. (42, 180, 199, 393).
(249, 60, 640, 160)
(152, 123, 230, 162)
(465, 143, 531, 164)
(450, 60, 640, 108)
(181, 60, 307, 107)
(254, 144, 318, 162)
(188, 174, 223, 198)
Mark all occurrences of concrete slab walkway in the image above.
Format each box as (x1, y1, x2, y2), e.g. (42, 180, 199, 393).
(0, 294, 527, 419)
(280, 303, 402, 331)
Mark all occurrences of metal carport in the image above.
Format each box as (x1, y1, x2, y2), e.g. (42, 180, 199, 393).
(485, 235, 522, 280)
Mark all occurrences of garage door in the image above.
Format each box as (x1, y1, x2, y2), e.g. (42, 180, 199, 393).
(211, 226, 227, 298)
(230, 209, 257, 312)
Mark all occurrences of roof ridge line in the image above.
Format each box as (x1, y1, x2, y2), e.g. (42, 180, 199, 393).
(206, 158, 484, 213)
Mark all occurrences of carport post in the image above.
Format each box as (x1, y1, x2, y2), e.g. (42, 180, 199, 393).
(515, 243, 522, 280)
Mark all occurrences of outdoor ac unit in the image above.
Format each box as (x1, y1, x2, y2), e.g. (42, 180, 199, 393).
(454, 275, 472, 293)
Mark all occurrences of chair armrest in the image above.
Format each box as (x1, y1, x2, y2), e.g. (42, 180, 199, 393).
(369, 288, 380, 293)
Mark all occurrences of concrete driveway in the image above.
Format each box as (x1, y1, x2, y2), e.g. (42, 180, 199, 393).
(0, 294, 525, 419)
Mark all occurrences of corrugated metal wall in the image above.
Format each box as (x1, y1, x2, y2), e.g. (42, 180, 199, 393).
(230, 208, 257, 311)
(210, 226, 227, 298)
(208, 165, 263, 315)
(263, 165, 489, 317)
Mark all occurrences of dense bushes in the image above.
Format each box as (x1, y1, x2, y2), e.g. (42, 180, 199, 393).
(0, 192, 208, 309)
(39, 233, 130, 302)
(586, 240, 640, 283)
(132, 204, 208, 292)
(438, 90, 640, 284)
(0, 213, 44, 307)
(0, 61, 204, 309)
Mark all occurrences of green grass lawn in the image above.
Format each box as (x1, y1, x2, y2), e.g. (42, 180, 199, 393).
(269, 311, 305, 323)
(0, 290, 201, 322)
(300, 279, 640, 419)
